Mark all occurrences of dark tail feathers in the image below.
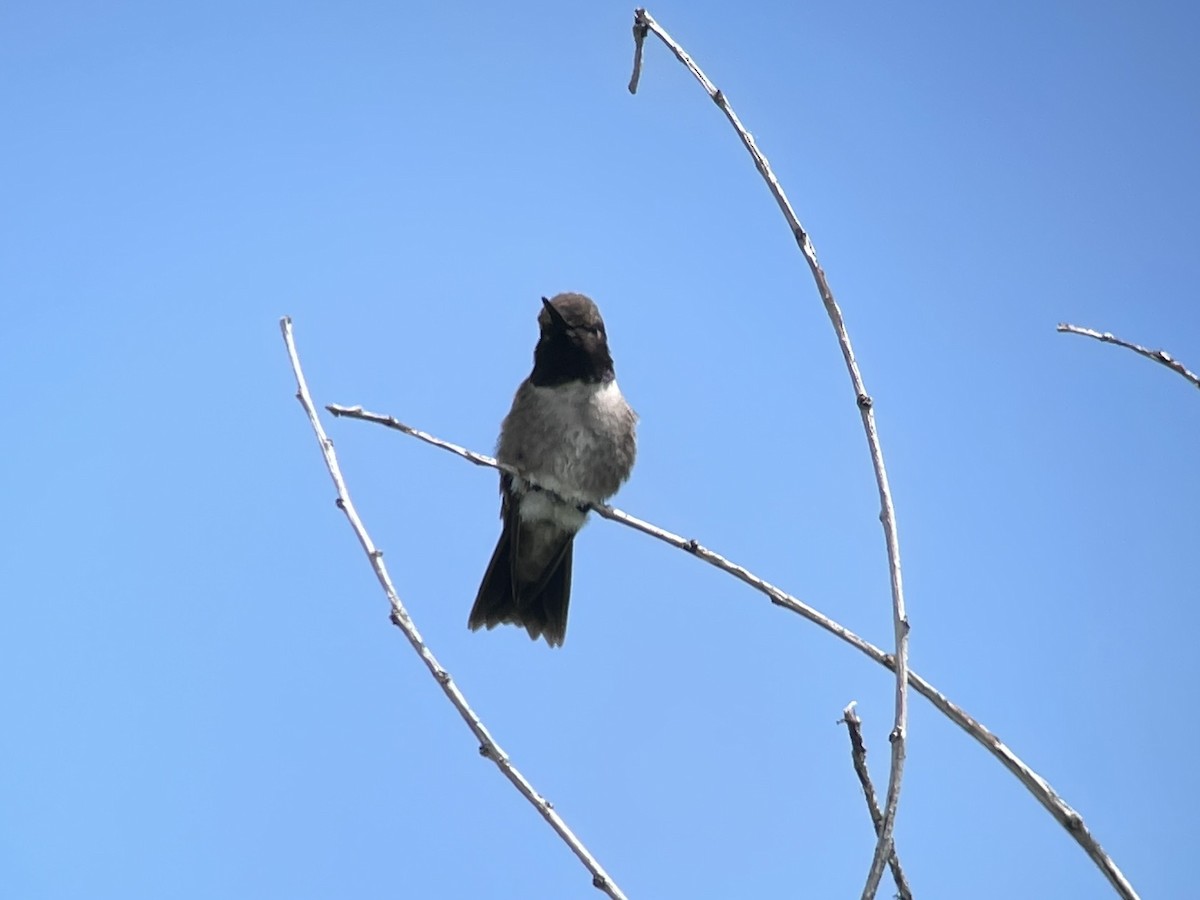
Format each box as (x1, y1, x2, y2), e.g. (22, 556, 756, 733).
(468, 522, 574, 648)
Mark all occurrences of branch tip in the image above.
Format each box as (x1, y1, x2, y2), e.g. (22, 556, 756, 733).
(1059, 322, 1199, 390)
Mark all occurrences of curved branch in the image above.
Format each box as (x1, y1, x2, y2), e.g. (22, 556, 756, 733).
(328, 402, 1141, 900)
(281, 319, 628, 900)
(628, 10, 909, 897)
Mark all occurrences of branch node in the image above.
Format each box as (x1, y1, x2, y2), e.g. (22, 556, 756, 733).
(685, 538, 701, 554)
(856, 392, 873, 410)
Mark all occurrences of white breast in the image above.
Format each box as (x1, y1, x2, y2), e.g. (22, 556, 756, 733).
(507, 379, 633, 515)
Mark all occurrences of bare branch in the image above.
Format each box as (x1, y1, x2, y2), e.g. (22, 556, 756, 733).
(280, 319, 628, 900)
(330, 402, 1141, 899)
(840, 702, 913, 900)
(1057, 323, 1200, 390)
(627, 10, 909, 897)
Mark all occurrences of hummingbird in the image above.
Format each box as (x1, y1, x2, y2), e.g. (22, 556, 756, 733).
(468, 293, 637, 647)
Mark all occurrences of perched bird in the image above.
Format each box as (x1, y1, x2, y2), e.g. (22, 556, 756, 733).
(468, 293, 637, 647)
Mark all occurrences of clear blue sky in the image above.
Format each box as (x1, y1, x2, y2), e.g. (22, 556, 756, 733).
(3, 2, 1197, 897)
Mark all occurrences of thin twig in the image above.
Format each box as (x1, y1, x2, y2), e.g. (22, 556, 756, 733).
(627, 13, 648, 93)
(840, 702, 913, 900)
(1057, 323, 1200, 390)
(280, 320, 628, 900)
(627, 10, 909, 898)
(329, 402, 1141, 900)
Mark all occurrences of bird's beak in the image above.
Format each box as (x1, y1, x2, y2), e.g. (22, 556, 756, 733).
(541, 296, 570, 332)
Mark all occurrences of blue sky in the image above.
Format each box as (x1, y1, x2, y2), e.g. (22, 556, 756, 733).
(3, 2, 1197, 897)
